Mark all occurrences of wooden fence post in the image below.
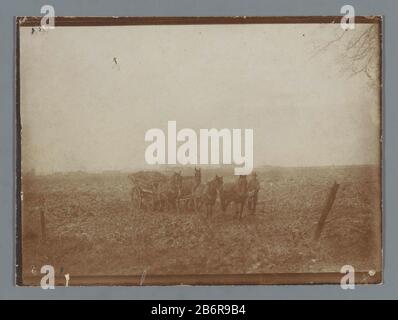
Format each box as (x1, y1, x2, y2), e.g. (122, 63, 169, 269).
(40, 200, 47, 242)
(314, 181, 340, 241)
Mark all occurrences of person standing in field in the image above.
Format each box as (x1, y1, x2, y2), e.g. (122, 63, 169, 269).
(248, 172, 260, 214)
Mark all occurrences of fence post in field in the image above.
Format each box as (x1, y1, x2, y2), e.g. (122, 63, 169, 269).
(314, 181, 340, 241)
(40, 199, 47, 242)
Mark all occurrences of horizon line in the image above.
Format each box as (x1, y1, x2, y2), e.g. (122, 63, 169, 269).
(22, 163, 379, 175)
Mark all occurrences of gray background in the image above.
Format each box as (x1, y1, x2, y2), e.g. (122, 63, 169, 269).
(0, 0, 396, 299)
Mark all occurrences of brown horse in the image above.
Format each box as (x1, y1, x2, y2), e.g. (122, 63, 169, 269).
(154, 171, 183, 212)
(193, 175, 223, 218)
(220, 175, 248, 219)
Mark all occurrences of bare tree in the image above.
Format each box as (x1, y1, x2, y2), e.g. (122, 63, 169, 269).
(313, 24, 380, 81)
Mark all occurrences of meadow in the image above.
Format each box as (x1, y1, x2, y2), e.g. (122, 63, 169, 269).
(21, 165, 381, 281)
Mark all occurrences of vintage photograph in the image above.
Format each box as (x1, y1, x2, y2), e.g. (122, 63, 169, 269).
(17, 17, 382, 285)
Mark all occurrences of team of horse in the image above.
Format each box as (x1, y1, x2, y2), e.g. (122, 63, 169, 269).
(129, 168, 260, 219)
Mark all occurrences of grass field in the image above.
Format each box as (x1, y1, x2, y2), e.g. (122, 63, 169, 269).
(21, 165, 381, 279)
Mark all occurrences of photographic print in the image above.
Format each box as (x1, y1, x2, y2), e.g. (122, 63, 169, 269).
(17, 17, 382, 285)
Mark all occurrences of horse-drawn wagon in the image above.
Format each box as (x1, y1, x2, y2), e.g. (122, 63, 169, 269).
(128, 171, 166, 210)
(128, 168, 261, 217)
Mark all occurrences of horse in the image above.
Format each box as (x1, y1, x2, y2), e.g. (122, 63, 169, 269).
(154, 171, 183, 212)
(192, 175, 223, 218)
(179, 168, 202, 211)
(219, 175, 248, 219)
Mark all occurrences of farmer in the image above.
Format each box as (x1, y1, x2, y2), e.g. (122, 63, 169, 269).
(248, 171, 260, 214)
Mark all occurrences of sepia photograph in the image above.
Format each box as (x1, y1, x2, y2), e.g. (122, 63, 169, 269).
(17, 16, 382, 286)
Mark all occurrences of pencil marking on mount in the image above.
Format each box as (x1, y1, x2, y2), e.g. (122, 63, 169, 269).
(64, 274, 70, 287)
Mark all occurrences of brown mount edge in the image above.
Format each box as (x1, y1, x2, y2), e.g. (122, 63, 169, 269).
(15, 17, 22, 287)
(17, 16, 381, 27)
(22, 272, 382, 286)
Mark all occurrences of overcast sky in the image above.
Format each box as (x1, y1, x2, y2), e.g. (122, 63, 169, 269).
(20, 23, 380, 173)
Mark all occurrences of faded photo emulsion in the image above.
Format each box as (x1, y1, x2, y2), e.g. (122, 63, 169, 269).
(17, 17, 382, 285)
